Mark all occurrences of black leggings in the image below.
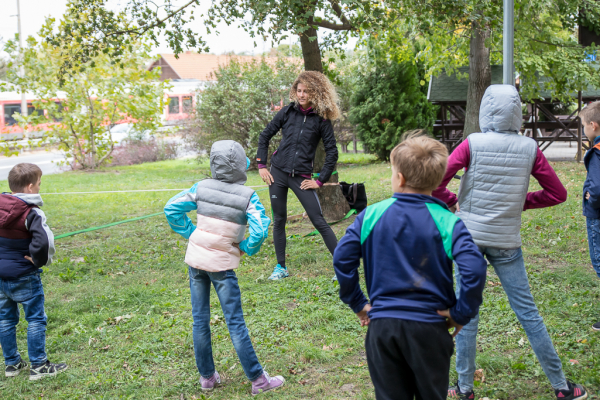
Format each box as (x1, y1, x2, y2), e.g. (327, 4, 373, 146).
(269, 166, 338, 266)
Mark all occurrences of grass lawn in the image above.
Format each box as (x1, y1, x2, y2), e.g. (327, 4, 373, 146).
(0, 155, 598, 399)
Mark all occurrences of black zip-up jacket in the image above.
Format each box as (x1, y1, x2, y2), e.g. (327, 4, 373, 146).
(256, 102, 338, 183)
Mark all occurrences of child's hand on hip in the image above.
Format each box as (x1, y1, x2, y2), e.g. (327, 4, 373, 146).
(24, 256, 34, 264)
(437, 309, 463, 337)
(356, 303, 372, 327)
(586, 192, 590, 200)
(233, 243, 245, 256)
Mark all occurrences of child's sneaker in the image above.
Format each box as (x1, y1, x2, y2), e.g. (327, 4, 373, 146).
(592, 321, 600, 331)
(251, 371, 285, 395)
(5, 358, 28, 377)
(448, 382, 475, 399)
(555, 381, 587, 399)
(29, 361, 68, 381)
(268, 264, 289, 280)
(200, 371, 221, 391)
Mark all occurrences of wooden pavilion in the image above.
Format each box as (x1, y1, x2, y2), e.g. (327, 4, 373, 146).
(427, 66, 600, 161)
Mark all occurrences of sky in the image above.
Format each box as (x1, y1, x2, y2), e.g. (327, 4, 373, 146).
(0, 0, 281, 57)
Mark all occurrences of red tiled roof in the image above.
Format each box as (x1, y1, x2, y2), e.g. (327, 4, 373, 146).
(151, 52, 301, 81)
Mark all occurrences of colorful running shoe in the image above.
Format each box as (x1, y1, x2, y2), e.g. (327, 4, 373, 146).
(200, 371, 221, 391)
(29, 361, 68, 381)
(592, 321, 600, 331)
(251, 371, 285, 395)
(268, 264, 289, 280)
(448, 382, 475, 399)
(555, 381, 587, 399)
(5, 358, 28, 377)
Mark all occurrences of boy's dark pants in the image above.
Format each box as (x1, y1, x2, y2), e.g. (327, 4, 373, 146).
(365, 318, 453, 400)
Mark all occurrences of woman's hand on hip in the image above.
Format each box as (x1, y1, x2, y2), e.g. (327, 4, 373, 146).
(300, 179, 320, 190)
(259, 168, 274, 186)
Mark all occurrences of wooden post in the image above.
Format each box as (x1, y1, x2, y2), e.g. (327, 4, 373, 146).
(577, 91, 583, 162)
(533, 101, 538, 142)
(441, 104, 446, 149)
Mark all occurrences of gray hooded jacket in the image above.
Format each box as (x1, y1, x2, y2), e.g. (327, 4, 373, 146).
(197, 140, 255, 226)
(456, 85, 538, 249)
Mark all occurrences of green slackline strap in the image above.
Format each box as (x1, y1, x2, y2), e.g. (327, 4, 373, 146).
(53, 187, 271, 240)
(311, 170, 338, 179)
(54, 212, 165, 240)
(287, 208, 357, 239)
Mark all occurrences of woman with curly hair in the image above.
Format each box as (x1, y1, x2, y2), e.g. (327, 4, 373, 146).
(256, 71, 341, 281)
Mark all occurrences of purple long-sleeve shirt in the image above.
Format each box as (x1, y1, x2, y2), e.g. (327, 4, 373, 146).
(432, 139, 567, 210)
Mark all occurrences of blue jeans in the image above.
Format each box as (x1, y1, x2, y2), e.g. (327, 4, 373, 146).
(0, 272, 47, 366)
(455, 247, 566, 391)
(586, 218, 600, 278)
(188, 267, 263, 381)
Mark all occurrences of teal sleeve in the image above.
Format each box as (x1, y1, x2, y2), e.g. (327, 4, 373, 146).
(163, 183, 198, 240)
(239, 192, 271, 256)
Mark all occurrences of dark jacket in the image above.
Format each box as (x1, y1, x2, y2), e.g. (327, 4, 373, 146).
(584, 136, 600, 219)
(0, 193, 54, 280)
(256, 103, 338, 183)
(334, 193, 487, 326)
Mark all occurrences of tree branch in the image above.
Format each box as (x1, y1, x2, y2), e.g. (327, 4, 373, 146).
(328, 0, 352, 27)
(103, 0, 198, 39)
(313, 19, 353, 31)
(306, 0, 354, 31)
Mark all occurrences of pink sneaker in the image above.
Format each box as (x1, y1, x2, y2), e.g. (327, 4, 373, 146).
(251, 371, 285, 396)
(200, 371, 221, 391)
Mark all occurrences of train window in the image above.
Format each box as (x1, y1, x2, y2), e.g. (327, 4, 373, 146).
(3, 104, 21, 126)
(168, 97, 179, 114)
(52, 102, 64, 122)
(27, 104, 44, 117)
(182, 96, 193, 113)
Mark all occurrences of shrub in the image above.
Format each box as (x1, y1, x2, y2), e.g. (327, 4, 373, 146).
(349, 60, 434, 161)
(109, 139, 179, 166)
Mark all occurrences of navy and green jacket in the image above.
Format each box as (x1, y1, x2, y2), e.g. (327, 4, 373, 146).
(333, 193, 487, 326)
(583, 136, 600, 219)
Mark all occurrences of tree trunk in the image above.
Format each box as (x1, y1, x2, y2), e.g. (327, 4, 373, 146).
(299, 18, 323, 73)
(463, 18, 492, 138)
(299, 18, 349, 221)
(314, 141, 350, 221)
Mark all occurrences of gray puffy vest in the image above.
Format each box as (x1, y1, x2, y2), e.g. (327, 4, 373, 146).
(456, 85, 537, 249)
(195, 179, 254, 226)
(456, 132, 537, 249)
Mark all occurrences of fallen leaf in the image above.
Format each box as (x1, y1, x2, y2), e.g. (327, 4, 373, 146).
(569, 359, 580, 365)
(474, 368, 485, 382)
(100, 345, 110, 351)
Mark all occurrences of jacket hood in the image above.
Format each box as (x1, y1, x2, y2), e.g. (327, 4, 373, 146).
(12, 193, 43, 207)
(0, 193, 40, 229)
(479, 85, 522, 134)
(209, 140, 248, 185)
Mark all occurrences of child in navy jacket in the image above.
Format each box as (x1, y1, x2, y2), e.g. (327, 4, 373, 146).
(580, 102, 600, 331)
(334, 136, 487, 400)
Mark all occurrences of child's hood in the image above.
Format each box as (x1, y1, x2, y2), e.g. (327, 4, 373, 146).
(479, 84, 522, 134)
(209, 140, 248, 185)
(0, 193, 42, 228)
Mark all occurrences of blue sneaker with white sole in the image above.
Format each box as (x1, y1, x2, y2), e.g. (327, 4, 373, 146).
(268, 264, 289, 280)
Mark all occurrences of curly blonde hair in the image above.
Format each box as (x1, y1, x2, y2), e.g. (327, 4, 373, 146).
(289, 71, 341, 121)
